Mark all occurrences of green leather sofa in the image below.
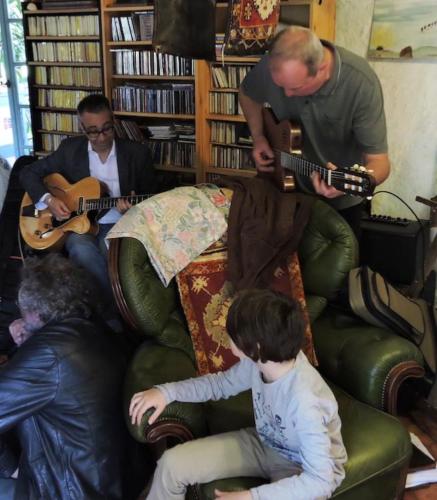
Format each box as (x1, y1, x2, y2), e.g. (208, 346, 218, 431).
(109, 200, 425, 499)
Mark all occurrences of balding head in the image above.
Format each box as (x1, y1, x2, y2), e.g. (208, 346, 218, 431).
(269, 26, 324, 76)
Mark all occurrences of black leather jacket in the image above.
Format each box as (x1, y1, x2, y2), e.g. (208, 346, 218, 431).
(0, 317, 126, 499)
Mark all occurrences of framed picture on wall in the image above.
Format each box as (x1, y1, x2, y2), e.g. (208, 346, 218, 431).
(368, 0, 437, 59)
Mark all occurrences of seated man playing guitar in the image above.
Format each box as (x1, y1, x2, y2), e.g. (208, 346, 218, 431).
(20, 94, 156, 330)
(239, 26, 391, 236)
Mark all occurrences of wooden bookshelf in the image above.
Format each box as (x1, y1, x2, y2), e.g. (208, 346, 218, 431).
(25, 0, 335, 178)
(22, 0, 104, 157)
(101, 0, 197, 181)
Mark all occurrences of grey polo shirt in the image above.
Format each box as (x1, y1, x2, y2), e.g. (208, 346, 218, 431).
(241, 41, 388, 209)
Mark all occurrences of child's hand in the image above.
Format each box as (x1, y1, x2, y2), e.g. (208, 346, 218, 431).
(129, 388, 167, 426)
(214, 489, 252, 500)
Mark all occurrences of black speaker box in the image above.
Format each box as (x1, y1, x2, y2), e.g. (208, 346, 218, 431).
(359, 215, 428, 285)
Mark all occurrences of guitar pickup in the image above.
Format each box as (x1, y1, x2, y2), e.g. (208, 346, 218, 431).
(21, 204, 39, 217)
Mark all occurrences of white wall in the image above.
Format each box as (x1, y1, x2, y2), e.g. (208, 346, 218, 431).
(336, 0, 437, 219)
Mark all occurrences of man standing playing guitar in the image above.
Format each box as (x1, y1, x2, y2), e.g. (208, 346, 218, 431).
(20, 94, 156, 330)
(239, 26, 391, 236)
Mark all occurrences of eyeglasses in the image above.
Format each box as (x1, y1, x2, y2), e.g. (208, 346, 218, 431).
(82, 123, 114, 139)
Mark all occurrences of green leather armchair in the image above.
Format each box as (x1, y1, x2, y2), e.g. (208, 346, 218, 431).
(109, 200, 425, 499)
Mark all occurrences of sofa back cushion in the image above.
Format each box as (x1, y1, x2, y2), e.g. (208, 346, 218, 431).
(299, 200, 359, 300)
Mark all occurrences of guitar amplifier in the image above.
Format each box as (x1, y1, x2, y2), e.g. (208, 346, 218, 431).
(359, 214, 428, 285)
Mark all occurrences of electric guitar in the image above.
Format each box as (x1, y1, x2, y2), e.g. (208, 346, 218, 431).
(262, 107, 376, 198)
(20, 173, 152, 250)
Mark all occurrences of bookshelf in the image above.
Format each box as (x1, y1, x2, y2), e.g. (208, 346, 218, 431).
(23, 1, 335, 181)
(198, 0, 336, 184)
(100, 0, 197, 186)
(22, 0, 104, 157)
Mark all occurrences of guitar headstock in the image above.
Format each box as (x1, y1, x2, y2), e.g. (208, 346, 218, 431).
(332, 164, 376, 198)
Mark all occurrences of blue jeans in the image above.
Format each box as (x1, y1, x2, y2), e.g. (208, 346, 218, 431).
(64, 223, 114, 309)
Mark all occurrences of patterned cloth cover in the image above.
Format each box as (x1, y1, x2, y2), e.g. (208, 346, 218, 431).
(224, 0, 280, 56)
(176, 242, 316, 375)
(106, 185, 229, 287)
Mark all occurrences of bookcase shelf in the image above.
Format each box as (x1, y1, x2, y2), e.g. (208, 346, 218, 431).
(102, 5, 154, 13)
(113, 111, 195, 120)
(26, 36, 100, 41)
(37, 129, 82, 136)
(34, 84, 102, 90)
(36, 106, 82, 112)
(101, 0, 197, 178)
(23, 1, 104, 154)
(28, 61, 102, 67)
(155, 165, 196, 174)
(205, 167, 256, 178)
(25, 0, 335, 184)
(24, 8, 99, 15)
(207, 114, 246, 123)
(111, 75, 194, 81)
(107, 41, 153, 47)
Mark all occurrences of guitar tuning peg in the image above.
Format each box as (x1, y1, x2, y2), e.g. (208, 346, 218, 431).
(351, 164, 360, 171)
(366, 169, 374, 174)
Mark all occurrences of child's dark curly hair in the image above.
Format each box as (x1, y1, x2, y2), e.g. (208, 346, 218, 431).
(226, 289, 305, 363)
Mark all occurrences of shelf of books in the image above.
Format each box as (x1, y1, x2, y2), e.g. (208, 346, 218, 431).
(199, 0, 336, 185)
(100, 0, 197, 186)
(23, 0, 104, 157)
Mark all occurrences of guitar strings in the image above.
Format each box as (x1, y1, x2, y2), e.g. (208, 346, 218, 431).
(276, 152, 361, 176)
(275, 151, 366, 180)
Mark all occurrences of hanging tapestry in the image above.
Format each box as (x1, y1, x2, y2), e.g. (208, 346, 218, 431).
(224, 0, 280, 56)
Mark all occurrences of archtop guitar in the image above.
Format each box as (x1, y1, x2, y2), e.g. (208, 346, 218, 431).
(20, 173, 151, 250)
(262, 107, 376, 198)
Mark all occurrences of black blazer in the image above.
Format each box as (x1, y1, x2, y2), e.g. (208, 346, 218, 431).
(0, 317, 126, 499)
(20, 136, 156, 204)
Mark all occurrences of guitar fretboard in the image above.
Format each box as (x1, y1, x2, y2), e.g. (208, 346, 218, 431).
(277, 150, 368, 194)
(278, 151, 331, 182)
(85, 194, 151, 211)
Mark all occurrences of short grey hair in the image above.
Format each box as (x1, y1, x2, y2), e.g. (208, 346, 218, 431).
(18, 254, 97, 325)
(269, 26, 324, 76)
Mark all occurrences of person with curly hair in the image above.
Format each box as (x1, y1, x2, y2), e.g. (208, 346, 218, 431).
(0, 254, 127, 500)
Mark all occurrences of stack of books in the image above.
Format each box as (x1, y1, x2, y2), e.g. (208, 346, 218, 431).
(146, 125, 177, 140)
(111, 12, 154, 42)
(114, 119, 146, 142)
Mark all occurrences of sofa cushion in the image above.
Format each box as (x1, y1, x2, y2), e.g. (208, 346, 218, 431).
(299, 200, 359, 300)
(118, 237, 196, 360)
(313, 307, 424, 410)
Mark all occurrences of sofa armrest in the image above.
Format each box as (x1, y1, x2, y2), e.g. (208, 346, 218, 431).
(124, 343, 208, 444)
(313, 307, 425, 413)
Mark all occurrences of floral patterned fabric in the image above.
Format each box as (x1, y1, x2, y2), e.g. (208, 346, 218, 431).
(224, 0, 280, 56)
(106, 185, 229, 287)
(177, 246, 316, 375)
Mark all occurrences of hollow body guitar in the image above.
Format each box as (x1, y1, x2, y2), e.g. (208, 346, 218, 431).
(20, 173, 151, 250)
(262, 107, 376, 198)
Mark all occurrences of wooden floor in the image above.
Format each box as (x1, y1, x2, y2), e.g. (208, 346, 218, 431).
(401, 405, 437, 500)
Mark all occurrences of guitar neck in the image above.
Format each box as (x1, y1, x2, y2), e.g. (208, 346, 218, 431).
(278, 150, 331, 181)
(85, 194, 150, 211)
